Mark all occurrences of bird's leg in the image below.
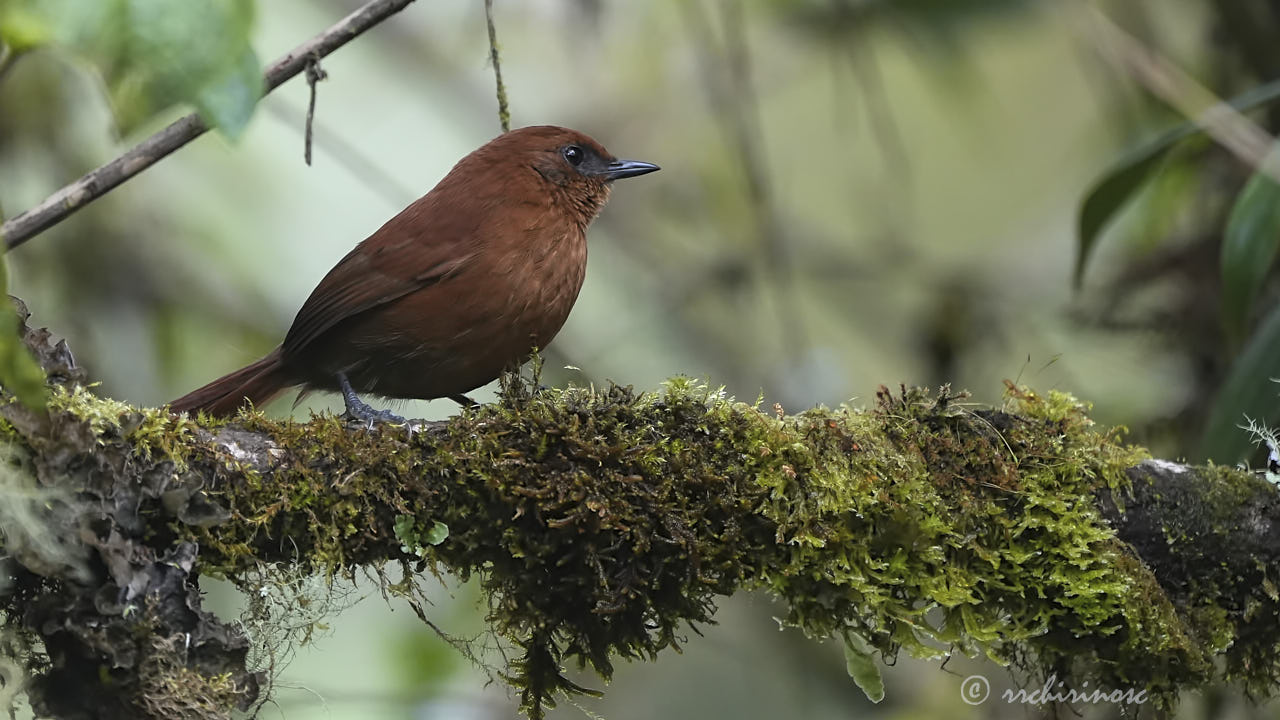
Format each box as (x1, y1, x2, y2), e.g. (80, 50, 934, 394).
(448, 394, 479, 408)
(336, 372, 408, 426)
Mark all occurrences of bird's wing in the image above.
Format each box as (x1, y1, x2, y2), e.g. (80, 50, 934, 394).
(281, 201, 478, 357)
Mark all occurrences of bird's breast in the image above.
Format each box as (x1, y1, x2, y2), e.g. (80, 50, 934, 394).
(499, 224, 588, 346)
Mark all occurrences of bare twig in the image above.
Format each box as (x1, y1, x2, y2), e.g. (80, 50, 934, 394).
(0, 0, 419, 251)
(484, 0, 511, 132)
(304, 57, 328, 166)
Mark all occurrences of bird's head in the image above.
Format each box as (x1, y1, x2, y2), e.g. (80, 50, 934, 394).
(476, 125, 660, 226)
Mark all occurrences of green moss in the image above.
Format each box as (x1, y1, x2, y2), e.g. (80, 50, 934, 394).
(48, 384, 198, 467)
(36, 374, 1268, 718)
(741, 385, 1200, 706)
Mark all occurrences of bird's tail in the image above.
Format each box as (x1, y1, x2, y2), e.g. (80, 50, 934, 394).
(169, 347, 294, 418)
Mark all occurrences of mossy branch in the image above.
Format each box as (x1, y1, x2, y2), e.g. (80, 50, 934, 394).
(1, 314, 1278, 719)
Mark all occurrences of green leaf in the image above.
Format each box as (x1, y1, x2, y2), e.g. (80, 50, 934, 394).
(3, 0, 259, 135)
(1076, 131, 1186, 286)
(124, 0, 259, 133)
(1199, 302, 1280, 463)
(841, 631, 885, 704)
(195, 47, 261, 138)
(1222, 148, 1280, 344)
(1076, 78, 1280, 286)
(0, 254, 47, 411)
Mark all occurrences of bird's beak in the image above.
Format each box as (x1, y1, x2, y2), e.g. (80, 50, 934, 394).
(600, 159, 660, 181)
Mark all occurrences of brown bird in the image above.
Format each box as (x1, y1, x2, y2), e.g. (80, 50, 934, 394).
(170, 125, 659, 422)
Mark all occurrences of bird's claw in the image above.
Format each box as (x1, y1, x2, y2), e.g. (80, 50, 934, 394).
(337, 371, 411, 428)
(342, 405, 409, 428)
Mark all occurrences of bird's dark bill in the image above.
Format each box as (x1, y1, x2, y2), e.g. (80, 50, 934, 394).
(600, 159, 660, 181)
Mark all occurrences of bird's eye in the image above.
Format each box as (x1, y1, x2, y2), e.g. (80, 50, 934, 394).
(563, 145, 584, 166)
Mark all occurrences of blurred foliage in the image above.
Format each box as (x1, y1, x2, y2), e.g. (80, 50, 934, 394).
(1073, 2, 1280, 465)
(1076, 80, 1280, 464)
(778, 0, 1034, 42)
(0, 10, 278, 409)
(1073, 81, 1280, 286)
(0, 0, 260, 135)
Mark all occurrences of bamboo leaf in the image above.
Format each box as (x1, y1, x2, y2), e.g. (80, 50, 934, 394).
(1077, 79, 1280, 286)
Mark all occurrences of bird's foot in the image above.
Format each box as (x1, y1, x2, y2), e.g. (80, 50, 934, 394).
(343, 402, 409, 428)
(337, 372, 409, 428)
